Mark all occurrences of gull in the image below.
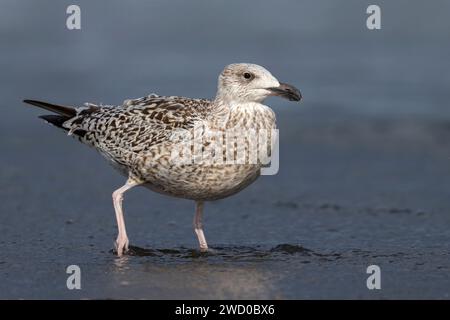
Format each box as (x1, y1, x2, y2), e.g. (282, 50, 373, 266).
(24, 63, 302, 256)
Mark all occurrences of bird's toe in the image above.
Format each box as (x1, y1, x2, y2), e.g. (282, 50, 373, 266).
(114, 237, 130, 256)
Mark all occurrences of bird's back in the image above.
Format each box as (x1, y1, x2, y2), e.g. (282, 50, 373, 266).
(63, 95, 210, 175)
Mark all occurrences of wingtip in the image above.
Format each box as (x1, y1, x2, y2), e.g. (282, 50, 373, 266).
(23, 99, 38, 105)
(22, 99, 77, 117)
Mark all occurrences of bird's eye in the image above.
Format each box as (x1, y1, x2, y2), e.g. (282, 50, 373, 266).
(243, 72, 253, 80)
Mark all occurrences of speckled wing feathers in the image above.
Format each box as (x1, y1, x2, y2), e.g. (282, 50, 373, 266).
(63, 94, 211, 173)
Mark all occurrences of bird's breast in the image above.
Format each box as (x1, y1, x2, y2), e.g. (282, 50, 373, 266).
(111, 102, 277, 201)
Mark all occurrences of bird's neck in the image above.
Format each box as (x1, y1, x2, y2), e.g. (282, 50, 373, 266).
(209, 98, 276, 130)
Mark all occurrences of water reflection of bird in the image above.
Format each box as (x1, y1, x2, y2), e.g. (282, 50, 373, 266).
(24, 63, 302, 256)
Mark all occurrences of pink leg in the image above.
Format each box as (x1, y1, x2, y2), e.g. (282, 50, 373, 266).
(112, 179, 140, 256)
(194, 201, 208, 251)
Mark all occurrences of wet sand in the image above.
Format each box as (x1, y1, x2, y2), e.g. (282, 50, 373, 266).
(1, 110, 450, 299)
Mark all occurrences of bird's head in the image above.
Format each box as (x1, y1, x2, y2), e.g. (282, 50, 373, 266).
(215, 63, 302, 104)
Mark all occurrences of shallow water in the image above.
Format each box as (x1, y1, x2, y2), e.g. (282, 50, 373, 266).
(1, 0, 450, 299)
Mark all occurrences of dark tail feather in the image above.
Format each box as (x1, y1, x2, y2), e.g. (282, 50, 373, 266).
(38, 114, 87, 138)
(38, 115, 70, 129)
(23, 99, 76, 117)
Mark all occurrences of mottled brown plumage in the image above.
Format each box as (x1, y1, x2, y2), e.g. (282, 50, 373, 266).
(24, 63, 301, 256)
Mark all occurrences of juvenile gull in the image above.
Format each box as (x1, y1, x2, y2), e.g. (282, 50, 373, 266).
(24, 63, 302, 256)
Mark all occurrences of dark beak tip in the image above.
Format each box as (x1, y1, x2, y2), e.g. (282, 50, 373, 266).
(270, 82, 302, 102)
(290, 92, 302, 102)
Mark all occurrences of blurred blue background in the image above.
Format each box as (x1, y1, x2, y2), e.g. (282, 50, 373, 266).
(1, 0, 450, 120)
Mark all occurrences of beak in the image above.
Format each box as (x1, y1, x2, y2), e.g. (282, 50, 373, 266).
(268, 82, 302, 102)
